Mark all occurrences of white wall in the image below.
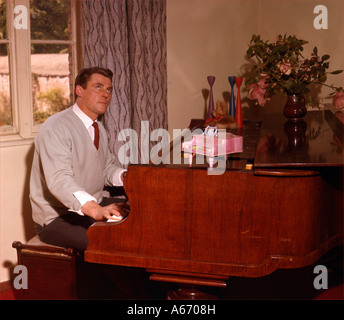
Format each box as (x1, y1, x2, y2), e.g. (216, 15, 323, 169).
(0, 143, 36, 282)
(167, 0, 344, 133)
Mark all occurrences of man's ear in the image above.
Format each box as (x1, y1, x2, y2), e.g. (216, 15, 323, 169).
(76, 85, 83, 98)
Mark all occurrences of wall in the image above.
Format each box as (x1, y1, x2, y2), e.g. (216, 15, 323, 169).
(167, 0, 344, 133)
(0, 143, 35, 282)
(1, 0, 344, 283)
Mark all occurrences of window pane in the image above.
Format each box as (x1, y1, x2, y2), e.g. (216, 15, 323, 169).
(0, 0, 6, 40)
(0, 44, 12, 126)
(31, 44, 72, 124)
(30, 0, 71, 41)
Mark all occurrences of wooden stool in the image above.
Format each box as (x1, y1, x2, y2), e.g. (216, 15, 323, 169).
(12, 236, 78, 300)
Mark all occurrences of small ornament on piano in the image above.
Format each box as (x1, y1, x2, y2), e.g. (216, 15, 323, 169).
(203, 126, 218, 137)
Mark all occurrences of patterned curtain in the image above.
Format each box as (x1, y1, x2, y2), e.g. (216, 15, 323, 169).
(81, 0, 167, 166)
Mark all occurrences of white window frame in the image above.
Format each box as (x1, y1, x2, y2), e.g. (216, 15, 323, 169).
(0, 0, 79, 147)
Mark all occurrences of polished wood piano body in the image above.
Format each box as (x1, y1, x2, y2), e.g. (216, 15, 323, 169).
(85, 110, 343, 297)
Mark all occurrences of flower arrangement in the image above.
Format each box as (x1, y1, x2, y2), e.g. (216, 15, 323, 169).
(245, 34, 343, 110)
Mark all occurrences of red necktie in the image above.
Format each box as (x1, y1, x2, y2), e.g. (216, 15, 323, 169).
(92, 122, 99, 149)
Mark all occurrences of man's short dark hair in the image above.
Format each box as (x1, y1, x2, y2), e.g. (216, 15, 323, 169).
(74, 67, 113, 99)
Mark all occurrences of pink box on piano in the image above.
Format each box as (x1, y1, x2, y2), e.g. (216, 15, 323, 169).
(182, 133, 243, 157)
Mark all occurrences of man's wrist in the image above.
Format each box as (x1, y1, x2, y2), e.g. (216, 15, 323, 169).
(81, 200, 100, 219)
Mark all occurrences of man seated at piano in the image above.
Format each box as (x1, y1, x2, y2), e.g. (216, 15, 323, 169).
(29, 67, 127, 252)
(28, 67, 155, 299)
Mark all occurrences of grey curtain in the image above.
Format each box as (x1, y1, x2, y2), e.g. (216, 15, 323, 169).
(81, 0, 167, 166)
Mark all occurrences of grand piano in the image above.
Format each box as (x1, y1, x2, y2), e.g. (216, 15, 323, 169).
(85, 109, 343, 299)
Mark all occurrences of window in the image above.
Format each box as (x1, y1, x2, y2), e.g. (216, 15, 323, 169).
(0, 0, 79, 144)
(0, 0, 12, 128)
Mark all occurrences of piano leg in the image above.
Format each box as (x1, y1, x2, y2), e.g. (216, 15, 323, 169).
(148, 269, 228, 300)
(167, 285, 218, 300)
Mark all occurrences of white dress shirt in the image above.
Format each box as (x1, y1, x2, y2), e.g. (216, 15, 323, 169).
(71, 103, 126, 215)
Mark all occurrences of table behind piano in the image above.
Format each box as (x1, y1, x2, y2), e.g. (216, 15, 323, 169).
(85, 110, 343, 288)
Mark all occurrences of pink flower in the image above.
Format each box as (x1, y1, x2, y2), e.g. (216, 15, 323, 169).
(247, 76, 271, 106)
(333, 91, 344, 111)
(257, 76, 269, 88)
(248, 85, 268, 106)
(279, 62, 292, 75)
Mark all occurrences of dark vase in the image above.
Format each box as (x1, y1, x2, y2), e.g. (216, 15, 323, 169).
(283, 94, 307, 121)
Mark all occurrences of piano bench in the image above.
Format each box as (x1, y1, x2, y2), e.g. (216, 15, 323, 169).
(12, 236, 78, 300)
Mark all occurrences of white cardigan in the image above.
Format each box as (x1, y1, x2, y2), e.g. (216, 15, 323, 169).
(30, 106, 123, 226)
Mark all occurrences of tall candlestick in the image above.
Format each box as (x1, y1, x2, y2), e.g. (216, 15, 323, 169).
(207, 76, 216, 119)
(228, 76, 236, 117)
(235, 77, 243, 128)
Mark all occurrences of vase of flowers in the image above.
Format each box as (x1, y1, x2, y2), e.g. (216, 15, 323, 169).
(245, 34, 343, 120)
(283, 93, 307, 120)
